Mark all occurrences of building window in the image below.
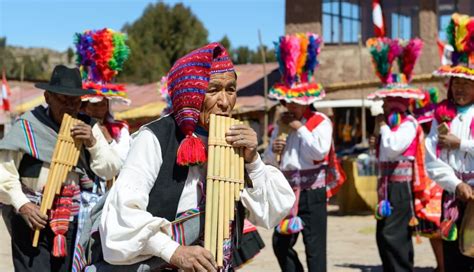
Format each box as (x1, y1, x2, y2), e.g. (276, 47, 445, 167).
(383, 1, 419, 39)
(323, 0, 361, 44)
(391, 13, 411, 40)
(438, 0, 458, 41)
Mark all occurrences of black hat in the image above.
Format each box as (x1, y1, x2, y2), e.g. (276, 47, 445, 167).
(35, 65, 95, 96)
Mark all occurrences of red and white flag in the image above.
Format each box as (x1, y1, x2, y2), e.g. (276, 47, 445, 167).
(437, 39, 454, 66)
(373, 0, 385, 37)
(1, 70, 11, 112)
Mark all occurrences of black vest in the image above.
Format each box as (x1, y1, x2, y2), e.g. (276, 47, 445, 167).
(145, 115, 244, 245)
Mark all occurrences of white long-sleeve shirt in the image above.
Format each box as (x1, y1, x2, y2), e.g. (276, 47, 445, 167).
(0, 124, 122, 211)
(263, 112, 333, 170)
(378, 117, 417, 162)
(100, 127, 295, 265)
(109, 127, 131, 164)
(425, 105, 474, 193)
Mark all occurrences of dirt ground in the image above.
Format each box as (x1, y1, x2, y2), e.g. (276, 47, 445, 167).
(0, 205, 437, 272)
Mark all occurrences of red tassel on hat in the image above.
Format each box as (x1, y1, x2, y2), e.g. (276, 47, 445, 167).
(177, 135, 207, 166)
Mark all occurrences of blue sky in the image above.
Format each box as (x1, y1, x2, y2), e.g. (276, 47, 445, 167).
(0, 0, 285, 52)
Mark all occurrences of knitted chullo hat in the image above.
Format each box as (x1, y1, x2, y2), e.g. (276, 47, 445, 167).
(434, 13, 474, 80)
(269, 33, 325, 105)
(74, 28, 131, 105)
(366, 37, 425, 100)
(167, 42, 234, 166)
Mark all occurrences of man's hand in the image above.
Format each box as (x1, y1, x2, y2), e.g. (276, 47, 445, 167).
(225, 124, 258, 163)
(456, 183, 473, 202)
(71, 121, 96, 147)
(272, 138, 286, 155)
(438, 133, 461, 150)
(18, 202, 48, 230)
(169, 245, 217, 272)
(280, 112, 302, 130)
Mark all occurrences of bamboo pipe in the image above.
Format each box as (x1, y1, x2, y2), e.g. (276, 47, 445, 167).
(223, 117, 231, 239)
(217, 115, 226, 267)
(210, 115, 221, 259)
(204, 114, 216, 251)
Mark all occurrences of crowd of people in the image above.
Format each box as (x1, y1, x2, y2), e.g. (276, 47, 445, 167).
(0, 12, 473, 272)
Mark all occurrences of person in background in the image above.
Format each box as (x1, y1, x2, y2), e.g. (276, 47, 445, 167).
(426, 13, 474, 272)
(0, 65, 122, 272)
(264, 33, 345, 272)
(366, 37, 434, 272)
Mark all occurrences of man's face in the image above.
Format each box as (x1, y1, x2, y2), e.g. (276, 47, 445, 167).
(451, 77, 474, 106)
(44, 91, 82, 124)
(199, 72, 237, 129)
(285, 102, 308, 120)
(82, 99, 109, 120)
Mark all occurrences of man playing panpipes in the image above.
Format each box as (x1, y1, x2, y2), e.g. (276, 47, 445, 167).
(97, 43, 295, 271)
(263, 33, 345, 272)
(0, 65, 122, 272)
(426, 13, 474, 271)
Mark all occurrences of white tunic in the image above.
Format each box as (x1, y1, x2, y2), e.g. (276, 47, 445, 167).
(100, 127, 295, 265)
(0, 124, 122, 211)
(378, 117, 417, 162)
(263, 112, 333, 170)
(109, 126, 131, 164)
(425, 105, 474, 193)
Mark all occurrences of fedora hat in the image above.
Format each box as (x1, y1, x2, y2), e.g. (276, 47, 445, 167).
(35, 65, 95, 96)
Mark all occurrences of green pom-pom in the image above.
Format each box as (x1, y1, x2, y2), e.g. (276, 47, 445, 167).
(447, 18, 456, 49)
(109, 33, 130, 72)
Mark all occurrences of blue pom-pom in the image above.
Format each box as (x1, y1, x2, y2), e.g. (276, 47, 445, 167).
(375, 200, 392, 219)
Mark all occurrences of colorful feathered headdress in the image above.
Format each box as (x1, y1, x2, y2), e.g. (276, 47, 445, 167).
(434, 13, 474, 80)
(367, 37, 425, 100)
(74, 28, 131, 104)
(412, 87, 440, 124)
(269, 33, 325, 105)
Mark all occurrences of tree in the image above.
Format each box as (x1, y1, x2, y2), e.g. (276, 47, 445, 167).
(233, 46, 252, 64)
(120, 2, 208, 84)
(219, 35, 233, 59)
(66, 47, 74, 64)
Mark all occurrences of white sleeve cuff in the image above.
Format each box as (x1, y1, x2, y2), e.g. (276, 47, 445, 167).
(245, 154, 266, 181)
(459, 140, 473, 153)
(449, 178, 463, 195)
(146, 232, 180, 263)
(379, 125, 391, 135)
(11, 193, 30, 212)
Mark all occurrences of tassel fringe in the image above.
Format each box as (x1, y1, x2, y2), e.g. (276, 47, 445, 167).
(177, 135, 207, 166)
(53, 234, 67, 257)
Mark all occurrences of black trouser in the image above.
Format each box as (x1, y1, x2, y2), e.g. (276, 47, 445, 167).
(272, 187, 327, 272)
(376, 182, 414, 272)
(2, 206, 78, 272)
(441, 192, 474, 272)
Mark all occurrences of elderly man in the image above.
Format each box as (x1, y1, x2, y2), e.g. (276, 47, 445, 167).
(97, 43, 294, 271)
(0, 65, 122, 272)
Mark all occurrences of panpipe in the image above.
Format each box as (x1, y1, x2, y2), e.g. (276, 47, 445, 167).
(276, 119, 291, 163)
(32, 114, 82, 247)
(204, 114, 245, 267)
